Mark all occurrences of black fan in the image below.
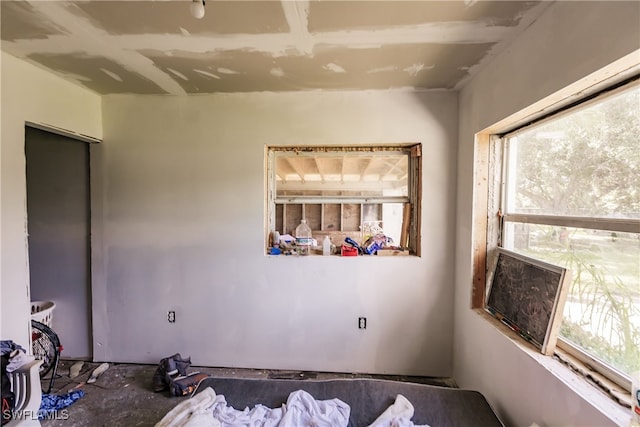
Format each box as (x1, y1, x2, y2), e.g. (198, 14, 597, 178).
(31, 319, 62, 393)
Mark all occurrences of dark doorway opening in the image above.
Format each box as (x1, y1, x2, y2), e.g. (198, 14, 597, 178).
(25, 125, 92, 360)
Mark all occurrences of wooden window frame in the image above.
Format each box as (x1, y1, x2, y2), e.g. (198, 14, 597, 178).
(472, 77, 640, 394)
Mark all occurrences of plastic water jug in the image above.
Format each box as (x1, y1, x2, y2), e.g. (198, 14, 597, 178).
(295, 219, 312, 256)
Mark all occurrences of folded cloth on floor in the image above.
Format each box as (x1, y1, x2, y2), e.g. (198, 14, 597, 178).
(156, 387, 350, 427)
(367, 394, 429, 427)
(39, 390, 85, 420)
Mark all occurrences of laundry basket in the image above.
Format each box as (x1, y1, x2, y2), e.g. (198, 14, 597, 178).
(31, 300, 56, 327)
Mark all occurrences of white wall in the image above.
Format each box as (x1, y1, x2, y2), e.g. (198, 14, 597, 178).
(96, 90, 458, 376)
(0, 52, 102, 345)
(454, 2, 640, 427)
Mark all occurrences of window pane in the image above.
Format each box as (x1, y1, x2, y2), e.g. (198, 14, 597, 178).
(505, 86, 640, 219)
(275, 152, 408, 198)
(503, 222, 640, 377)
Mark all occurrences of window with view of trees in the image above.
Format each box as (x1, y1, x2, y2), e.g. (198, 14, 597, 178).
(493, 81, 639, 389)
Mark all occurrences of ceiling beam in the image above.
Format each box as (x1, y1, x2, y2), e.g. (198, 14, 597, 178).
(361, 157, 375, 177)
(283, 157, 307, 183)
(313, 157, 326, 183)
(277, 180, 404, 192)
(382, 157, 408, 180)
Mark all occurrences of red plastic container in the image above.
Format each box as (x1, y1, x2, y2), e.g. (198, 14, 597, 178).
(341, 245, 358, 256)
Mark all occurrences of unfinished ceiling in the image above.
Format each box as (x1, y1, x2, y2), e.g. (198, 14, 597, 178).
(275, 151, 409, 198)
(0, 0, 550, 95)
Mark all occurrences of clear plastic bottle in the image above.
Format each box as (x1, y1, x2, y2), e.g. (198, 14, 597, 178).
(323, 235, 332, 256)
(295, 219, 312, 256)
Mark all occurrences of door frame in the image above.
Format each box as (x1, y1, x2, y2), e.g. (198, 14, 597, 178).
(25, 121, 101, 360)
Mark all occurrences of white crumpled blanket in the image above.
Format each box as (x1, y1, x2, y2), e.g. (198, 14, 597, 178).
(210, 388, 350, 427)
(366, 394, 430, 427)
(155, 387, 428, 427)
(156, 387, 220, 427)
(155, 387, 349, 427)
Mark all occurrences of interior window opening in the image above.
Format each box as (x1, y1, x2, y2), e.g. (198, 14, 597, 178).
(266, 144, 421, 257)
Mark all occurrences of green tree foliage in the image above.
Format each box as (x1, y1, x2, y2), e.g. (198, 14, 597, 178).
(508, 85, 640, 378)
(520, 225, 639, 376)
(511, 87, 640, 218)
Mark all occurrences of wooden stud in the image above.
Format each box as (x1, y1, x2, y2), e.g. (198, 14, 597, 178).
(400, 202, 411, 248)
(472, 133, 491, 309)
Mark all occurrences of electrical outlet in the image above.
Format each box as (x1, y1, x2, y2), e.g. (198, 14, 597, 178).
(168, 311, 176, 323)
(358, 317, 367, 329)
